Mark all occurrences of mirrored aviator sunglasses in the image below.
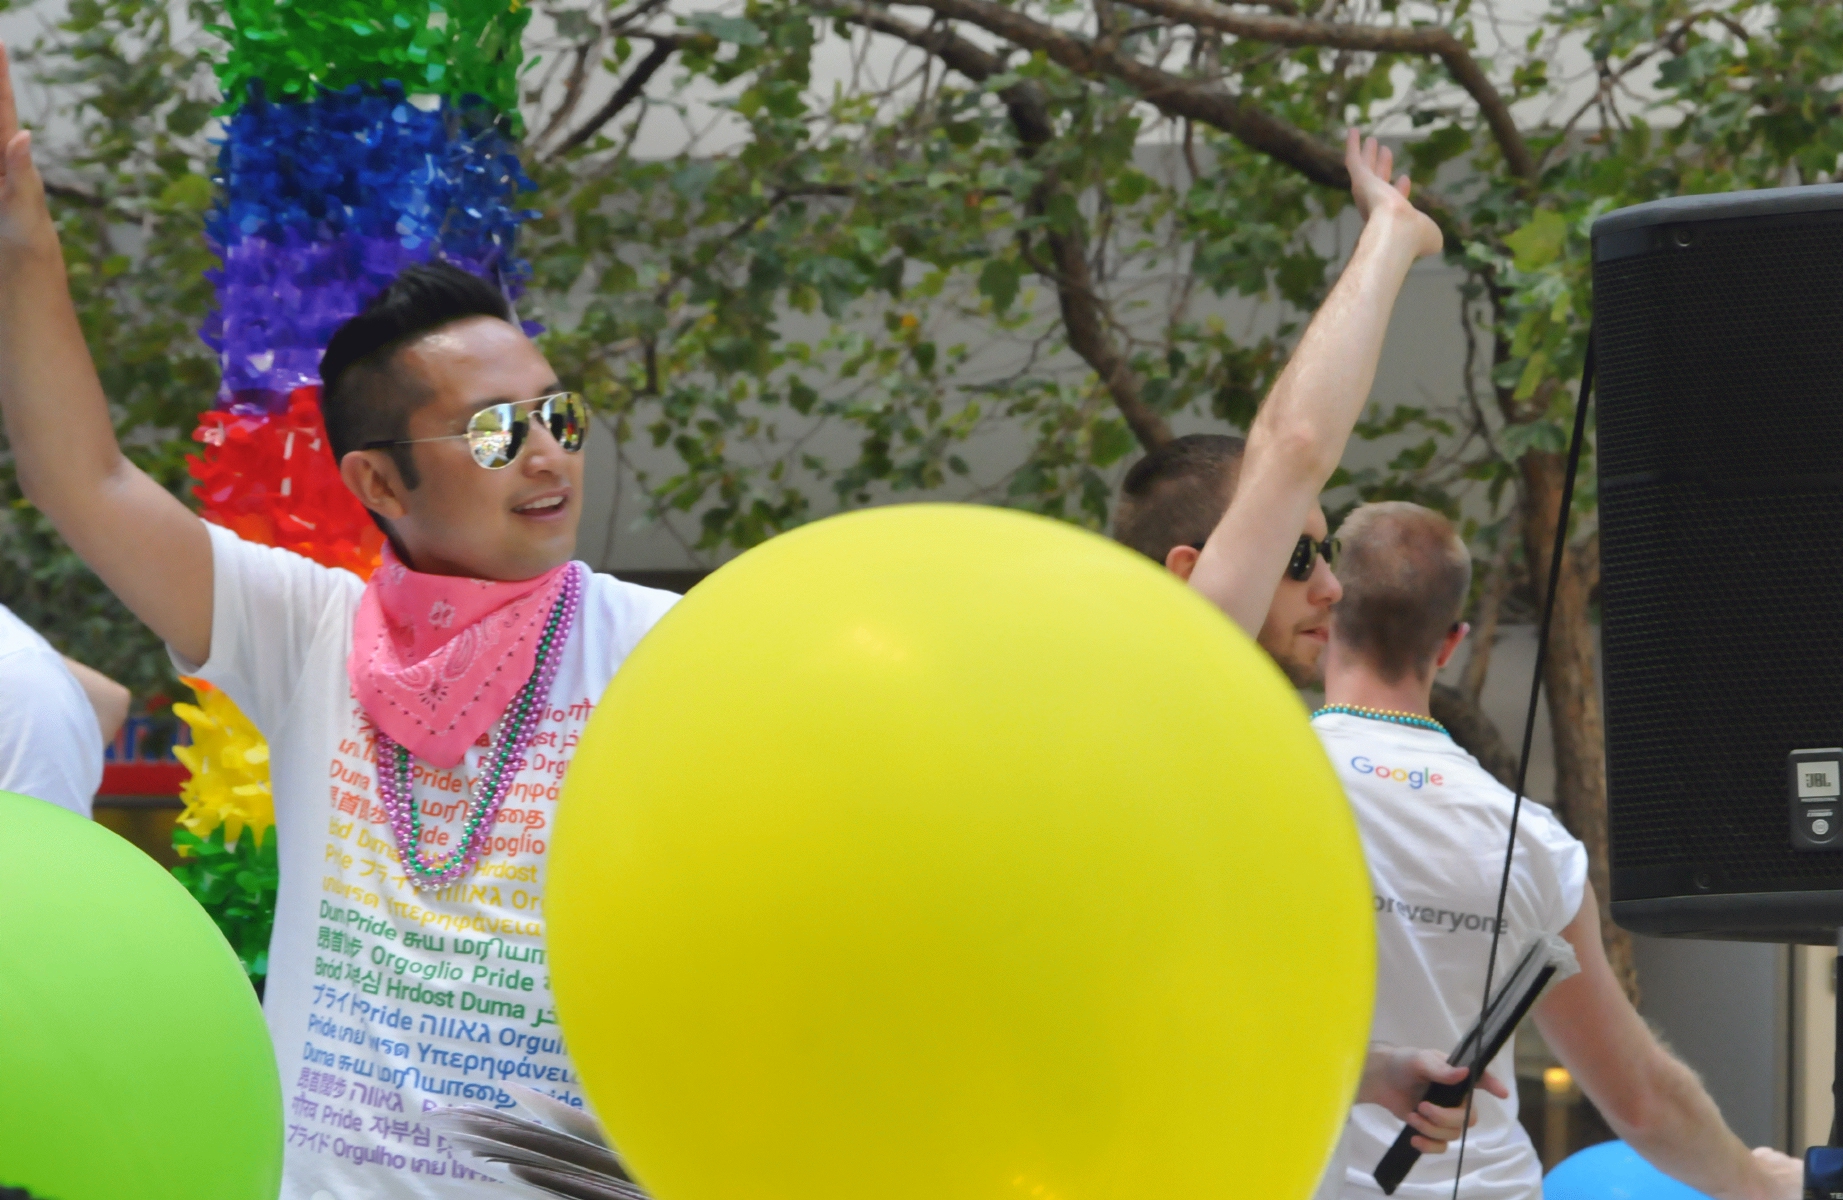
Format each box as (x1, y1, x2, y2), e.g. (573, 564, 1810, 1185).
(368, 392, 589, 470)
(463, 392, 588, 469)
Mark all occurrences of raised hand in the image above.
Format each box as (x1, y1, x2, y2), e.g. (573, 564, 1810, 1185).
(0, 46, 217, 680)
(0, 43, 54, 255)
(1345, 128, 1444, 261)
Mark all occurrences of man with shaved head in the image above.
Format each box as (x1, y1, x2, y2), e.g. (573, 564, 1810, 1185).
(1315, 501, 1797, 1200)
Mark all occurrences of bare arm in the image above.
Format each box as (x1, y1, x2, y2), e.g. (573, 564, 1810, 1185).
(60, 655, 130, 742)
(0, 43, 213, 665)
(1186, 131, 1443, 633)
(1534, 883, 1801, 1200)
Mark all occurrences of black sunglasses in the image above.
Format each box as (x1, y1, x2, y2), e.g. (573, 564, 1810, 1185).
(1189, 534, 1339, 582)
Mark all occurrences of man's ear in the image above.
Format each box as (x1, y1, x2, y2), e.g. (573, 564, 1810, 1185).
(1432, 621, 1470, 672)
(339, 449, 411, 522)
(1164, 543, 1200, 581)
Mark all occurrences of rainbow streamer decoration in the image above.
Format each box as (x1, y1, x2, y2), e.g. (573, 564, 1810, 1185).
(177, 0, 536, 858)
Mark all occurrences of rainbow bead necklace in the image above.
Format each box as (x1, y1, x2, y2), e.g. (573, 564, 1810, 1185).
(376, 564, 583, 891)
(1312, 703, 1449, 738)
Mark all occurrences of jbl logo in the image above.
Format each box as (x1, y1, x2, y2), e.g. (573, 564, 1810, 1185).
(1797, 761, 1841, 799)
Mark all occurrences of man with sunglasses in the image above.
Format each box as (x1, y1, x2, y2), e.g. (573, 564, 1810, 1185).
(1115, 431, 1342, 690)
(1113, 138, 1511, 1195)
(1115, 131, 1429, 692)
(0, 45, 677, 1197)
(1172, 130, 1438, 681)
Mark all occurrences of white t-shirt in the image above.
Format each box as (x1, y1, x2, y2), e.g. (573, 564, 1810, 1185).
(0, 602, 103, 816)
(1312, 712, 1588, 1200)
(179, 522, 678, 1200)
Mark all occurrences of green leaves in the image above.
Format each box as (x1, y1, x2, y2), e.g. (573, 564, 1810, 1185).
(1505, 209, 1568, 271)
(978, 257, 1022, 314)
(1089, 419, 1137, 469)
(1406, 123, 1472, 177)
(172, 826, 279, 984)
(1498, 419, 1569, 460)
(158, 172, 212, 213)
(687, 13, 767, 46)
(525, 0, 1346, 550)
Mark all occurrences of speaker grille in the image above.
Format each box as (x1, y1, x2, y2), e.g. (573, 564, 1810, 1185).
(1599, 203, 1843, 916)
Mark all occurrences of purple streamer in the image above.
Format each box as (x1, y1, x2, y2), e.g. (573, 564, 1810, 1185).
(205, 233, 504, 394)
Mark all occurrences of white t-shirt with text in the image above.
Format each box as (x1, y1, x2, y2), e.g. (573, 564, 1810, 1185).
(179, 523, 677, 1200)
(1312, 712, 1587, 1200)
(0, 602, 103, 817)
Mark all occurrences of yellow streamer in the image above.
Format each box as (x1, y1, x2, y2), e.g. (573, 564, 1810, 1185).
(172, 678, 274, 849)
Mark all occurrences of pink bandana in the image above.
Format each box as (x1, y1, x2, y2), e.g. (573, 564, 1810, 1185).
(348, 546, 576, 769)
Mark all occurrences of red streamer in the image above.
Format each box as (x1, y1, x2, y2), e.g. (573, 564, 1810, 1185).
(190, 387, 384, 579)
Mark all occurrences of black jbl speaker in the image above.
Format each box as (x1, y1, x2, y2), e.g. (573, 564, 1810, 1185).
(1597, 185, 1843, 943)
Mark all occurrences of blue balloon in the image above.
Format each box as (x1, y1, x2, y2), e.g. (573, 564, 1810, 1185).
(1545, 1141, 1713, 1200)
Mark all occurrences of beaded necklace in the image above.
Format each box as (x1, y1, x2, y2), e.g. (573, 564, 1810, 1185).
(1312, 703, 1449, 738)
(376, 563, 584, 891)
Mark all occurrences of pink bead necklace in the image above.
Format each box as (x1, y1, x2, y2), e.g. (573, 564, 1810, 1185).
(376, 563, 583, 891)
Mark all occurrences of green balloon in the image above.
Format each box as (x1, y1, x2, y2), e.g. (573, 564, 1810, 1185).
(0, 790, 282, 1199)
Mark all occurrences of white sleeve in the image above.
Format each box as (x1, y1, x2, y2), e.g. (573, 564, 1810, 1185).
(0, 641, 104, 817)
(608, 577, 681, 657)
(1525, 804, 1590, 935)
(172, 522, 360, 735)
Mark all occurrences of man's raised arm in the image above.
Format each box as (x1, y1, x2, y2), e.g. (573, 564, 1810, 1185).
(1187, 131, 1444, 634)
(0, 42, 213, 665)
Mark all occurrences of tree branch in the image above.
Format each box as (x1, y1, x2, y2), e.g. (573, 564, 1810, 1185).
(825, 2, 1173, 448)
(548, 36, 683, 159)
(846, 0, 1460, 240)
(606, 0, 676, 35)
(1043, 231, 1172, 448)
(1576, 529, 1599, 596)
(43, 181, 105, 209)
(532, 39, 601, 152)
(1117, 0, 1537, 184)
(824, 5, 1005, 94)
(1461, 541, 1513, 704)
(1540, 10, 1747, 174)
(930, 0, 1350, 183)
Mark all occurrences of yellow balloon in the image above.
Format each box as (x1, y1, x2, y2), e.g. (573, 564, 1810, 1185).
(550, 504, 1372, 1200)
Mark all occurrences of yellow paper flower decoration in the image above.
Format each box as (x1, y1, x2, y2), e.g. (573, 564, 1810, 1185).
(172, 678, 274, 849)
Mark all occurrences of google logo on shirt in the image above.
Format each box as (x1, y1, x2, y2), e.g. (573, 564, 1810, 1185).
(1351, 756, 1444, 789)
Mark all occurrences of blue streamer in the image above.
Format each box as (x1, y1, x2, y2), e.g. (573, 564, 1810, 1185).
(203, 82, 540, 397)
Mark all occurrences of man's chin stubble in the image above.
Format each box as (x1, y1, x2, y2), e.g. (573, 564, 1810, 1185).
(1274, 643, 1324, 690)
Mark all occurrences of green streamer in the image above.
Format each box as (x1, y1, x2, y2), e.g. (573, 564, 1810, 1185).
(211, 0, 531, 121)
